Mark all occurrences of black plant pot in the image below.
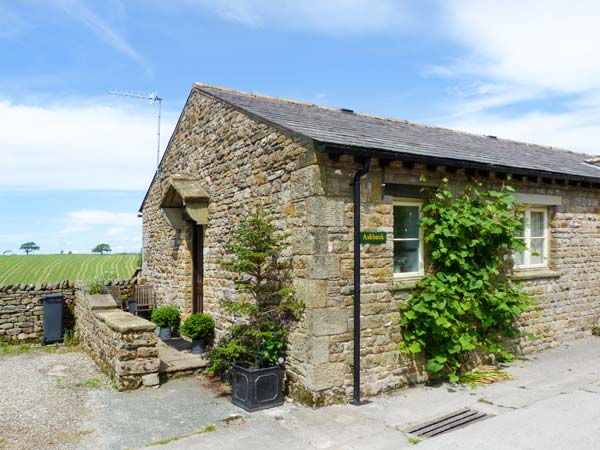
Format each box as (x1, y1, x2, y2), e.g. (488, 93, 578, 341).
(191, 338, 206, 355)
(231, 364, 284, 412)
(158, 327, 171, 341)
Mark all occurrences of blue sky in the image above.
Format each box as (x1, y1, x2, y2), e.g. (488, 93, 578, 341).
(2, 0, 600, 254)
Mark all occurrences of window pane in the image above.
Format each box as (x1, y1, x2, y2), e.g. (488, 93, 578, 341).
(514, 250, 525, 266)
(394, 206, 420, 239)
(515, 215, 525, 238)
(394, 240, 420, 273)
(530, 237, 545, 264)
(530, 211, 545, 238)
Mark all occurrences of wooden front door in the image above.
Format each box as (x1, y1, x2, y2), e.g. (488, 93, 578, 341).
(191, 223, 204, 314)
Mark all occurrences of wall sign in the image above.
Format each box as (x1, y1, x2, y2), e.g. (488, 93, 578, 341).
(360, 231, 387, 244)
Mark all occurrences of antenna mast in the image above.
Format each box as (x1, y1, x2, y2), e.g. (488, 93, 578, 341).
(109, 89, 163, 169)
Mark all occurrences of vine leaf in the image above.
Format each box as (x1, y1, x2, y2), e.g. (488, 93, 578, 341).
(399, 181, 531, 380)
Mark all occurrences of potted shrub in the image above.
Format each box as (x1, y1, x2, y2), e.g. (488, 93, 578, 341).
(151, 306, 181, 341)
(181, 313, 215, 354)
(208, 209, 302, 412)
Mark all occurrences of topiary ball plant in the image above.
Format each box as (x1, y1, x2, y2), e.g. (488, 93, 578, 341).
(181, 313, 215, 341)
(151, 306, 181, 332)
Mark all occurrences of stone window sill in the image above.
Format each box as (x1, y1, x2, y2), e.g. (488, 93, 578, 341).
(512, 269, 562, 281)
(391, 275, 423, 292)
(389, 269, 561, 290)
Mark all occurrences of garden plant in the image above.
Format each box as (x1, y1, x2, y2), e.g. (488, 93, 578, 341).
(84, 271, 117, 295)
(208, 209, 303, 380)
(399, 180, 531, 381)
(181, 313, 215, 354)
(181, 313, 215, 341)
(151, 305, 181, 340)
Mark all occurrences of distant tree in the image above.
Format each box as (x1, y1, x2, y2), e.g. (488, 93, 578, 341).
(92, 243, 112, 255)
(20, 242, 39, 255)
(60, 250, 64, 255)
(3, 250, 12, 255)
(68, 251, 72, 254)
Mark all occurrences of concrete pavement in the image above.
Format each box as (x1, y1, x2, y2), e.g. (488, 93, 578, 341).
(141, 337, 600, 450)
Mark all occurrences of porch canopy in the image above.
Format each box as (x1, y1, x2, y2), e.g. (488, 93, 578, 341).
(160, 175, 209, 228)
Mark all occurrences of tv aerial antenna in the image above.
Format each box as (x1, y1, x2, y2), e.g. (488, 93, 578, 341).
(109, 89, 163, 169)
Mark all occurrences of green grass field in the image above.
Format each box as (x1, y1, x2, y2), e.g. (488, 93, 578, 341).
(0, 254, 141, 285)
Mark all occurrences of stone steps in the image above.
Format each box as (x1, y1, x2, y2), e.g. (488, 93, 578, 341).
(157, 337, 209, 380)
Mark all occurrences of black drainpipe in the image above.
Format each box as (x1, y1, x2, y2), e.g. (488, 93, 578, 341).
(351, 157, 371, 405)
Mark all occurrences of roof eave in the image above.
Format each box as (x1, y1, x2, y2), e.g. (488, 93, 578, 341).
(316, 142, 600, 185)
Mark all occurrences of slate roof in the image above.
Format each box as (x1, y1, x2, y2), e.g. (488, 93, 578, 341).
(195, 83, 600, 183)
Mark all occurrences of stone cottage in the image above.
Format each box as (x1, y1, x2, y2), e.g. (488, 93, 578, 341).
(140, 83, 600, 405)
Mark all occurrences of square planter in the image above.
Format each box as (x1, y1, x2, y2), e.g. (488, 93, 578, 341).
(232, 364, 284, 412)
(158, 327, 171, 341)
(191, 338, 207, 355)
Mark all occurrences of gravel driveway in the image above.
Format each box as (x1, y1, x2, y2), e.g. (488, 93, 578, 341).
(0, 345, 244, 450)
(0, 346, 108, 450)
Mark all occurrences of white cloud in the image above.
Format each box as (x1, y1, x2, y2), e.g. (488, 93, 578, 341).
(192, 0, 415, 34)
(105, 226, 129, 236)
(442, 107, 600, 156)
(67, 210, 139, 227)
(430, 82, 544, 121)
(0, 99, 176, 190)
(427, 1, 600, 155)
(59, 210, 141, 252)
(51, 0, 150, 72)
(444, 0, 600, 93)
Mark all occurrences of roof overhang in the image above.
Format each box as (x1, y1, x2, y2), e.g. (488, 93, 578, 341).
(160, 175, 209, 227)
(316, 142, 600, 185)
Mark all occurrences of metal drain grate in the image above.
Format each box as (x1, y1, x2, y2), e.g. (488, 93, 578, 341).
(407, 407, 492, 438)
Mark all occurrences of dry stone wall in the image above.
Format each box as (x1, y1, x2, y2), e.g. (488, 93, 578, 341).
(74, 291, 160, 390)
(0, 281, 76, 343)
(0, 279, 137, 344)
(101, 279, 137, 308)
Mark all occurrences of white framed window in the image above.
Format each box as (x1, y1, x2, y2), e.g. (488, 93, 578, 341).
(393, 199, 424, 277)
(514, 207, 549, 269)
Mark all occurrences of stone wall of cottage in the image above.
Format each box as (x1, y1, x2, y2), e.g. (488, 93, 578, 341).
(141, 88, 600, 406)
(74, 291, 160, 390)
(140, 89, 318, 390)
(301, 155, 600, 404)
(516, 205, 600, 352)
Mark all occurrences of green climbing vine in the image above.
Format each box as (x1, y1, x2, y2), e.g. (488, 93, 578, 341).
(399, 179, 531, 381)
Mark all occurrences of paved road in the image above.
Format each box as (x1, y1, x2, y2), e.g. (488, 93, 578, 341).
(4, 338, 599, 449)
(143, 337, 600, 450)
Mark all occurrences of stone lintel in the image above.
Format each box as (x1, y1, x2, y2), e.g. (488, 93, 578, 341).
(514, 193, 562, 206)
